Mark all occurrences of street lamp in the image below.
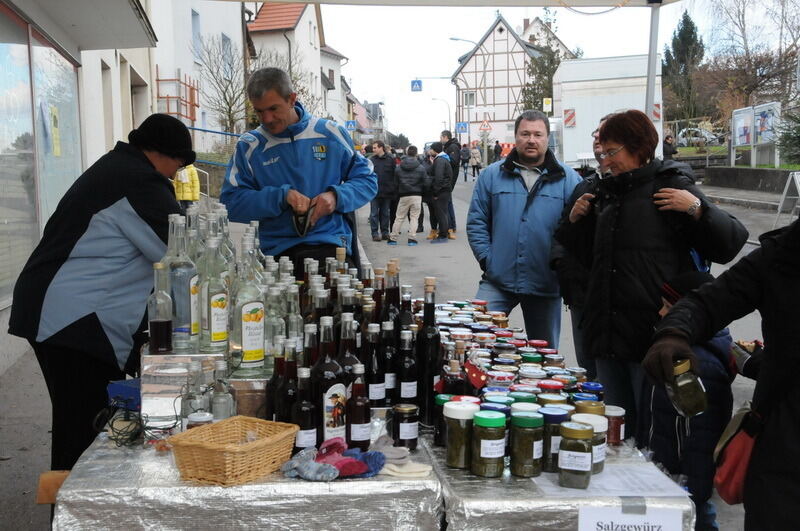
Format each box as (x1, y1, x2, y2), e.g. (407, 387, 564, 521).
(431, 98, 452, 132)
(449, 36, 479, 47)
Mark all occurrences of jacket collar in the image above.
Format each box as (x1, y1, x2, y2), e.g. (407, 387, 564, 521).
(273, 101, 310, 139)
(501, 147, 564, 182)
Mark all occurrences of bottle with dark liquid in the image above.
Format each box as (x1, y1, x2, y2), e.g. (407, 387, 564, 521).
(148, 262, 173, 353)
(364, 323, 386, 408)
(292, 367, 317, 454)
(337, 313, 361, 398)
(346, 363, 371, 451)
(359, 302, 375, 361)
(381, 321, 398, 406)
(311, 316, 346, 445)
(416, 277, 441, 427)
(372, 268, 385, 324)
(303, 323, 319, 368)
(276, 339, 299, 422)
(264, 336, 287, 421)
(398, 285, 415, 333)
(381, 262, 401, 331)
(397, 330, 418, 406)
(361, 261, 373, 289)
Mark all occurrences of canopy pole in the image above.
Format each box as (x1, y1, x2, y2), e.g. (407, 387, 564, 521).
(645, 3, 660, 120)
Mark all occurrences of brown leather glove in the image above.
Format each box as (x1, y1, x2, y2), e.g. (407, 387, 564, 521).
(642, 334, 698, 385)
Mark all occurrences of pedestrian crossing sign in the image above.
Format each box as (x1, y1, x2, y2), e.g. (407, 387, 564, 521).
(456, 122, 468, 134)
(345, 120, 357, 131)
(411, 79, 422, 92)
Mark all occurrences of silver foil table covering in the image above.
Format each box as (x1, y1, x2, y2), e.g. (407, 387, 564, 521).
(54, 433, 444, 530)
(422, 437, 696, 530)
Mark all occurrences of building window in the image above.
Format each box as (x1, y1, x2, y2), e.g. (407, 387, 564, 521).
(463, 91, 476, 108)
(192, 10, 201, 61)
(221, 33, 232, 80)
(328, 69, 335, 89)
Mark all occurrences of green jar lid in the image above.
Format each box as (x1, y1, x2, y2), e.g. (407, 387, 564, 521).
(485, 395, 515, 406)
(435, 394, 455, 406)
(508, 391, 537, 403)
(511, 411, 544, 428)
(521, 352, 543, 363)
(473, 410, 507, 428)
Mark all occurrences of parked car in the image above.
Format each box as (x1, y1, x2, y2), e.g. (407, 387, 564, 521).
(676, 128, 723, 147)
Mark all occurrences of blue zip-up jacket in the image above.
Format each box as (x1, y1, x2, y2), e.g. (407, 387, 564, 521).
(467, 148, 581, 296)
(221, 102, 377, 256)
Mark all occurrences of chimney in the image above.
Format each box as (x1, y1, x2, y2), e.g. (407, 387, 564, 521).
(523, 18, 530, 32)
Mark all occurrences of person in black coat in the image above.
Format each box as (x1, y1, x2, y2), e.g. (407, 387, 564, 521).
(428, 142, 452, 243)
(442, 130, 460, 238)
(368, 140, 396, 241)
(663, 134, 678, 160)
(645, 218, 800, 531)
(555, 110, 748, 438)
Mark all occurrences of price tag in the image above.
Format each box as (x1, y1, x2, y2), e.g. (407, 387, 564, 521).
(578, 506, 681, 531)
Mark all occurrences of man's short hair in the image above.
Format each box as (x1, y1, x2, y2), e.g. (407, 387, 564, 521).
(407, 145, 418, 157)
(514, 110, 550, 136)
(430, 142, 444, 154)
(373, 140, 385, 150)
(665, 134, 674, 140)
(247, 68, 294, 101)
(440, 130, 452, 140)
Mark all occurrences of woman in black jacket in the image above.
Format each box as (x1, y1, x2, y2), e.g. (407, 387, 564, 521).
(555, 110, 747, 439)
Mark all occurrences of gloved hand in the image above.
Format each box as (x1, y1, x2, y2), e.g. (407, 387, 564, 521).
(642, 334, 698, 384)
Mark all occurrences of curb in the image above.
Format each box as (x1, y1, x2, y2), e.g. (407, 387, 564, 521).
(705, 194, 779, 212)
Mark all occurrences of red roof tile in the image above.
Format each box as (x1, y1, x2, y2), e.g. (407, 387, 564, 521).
(248, 3, 306, 33)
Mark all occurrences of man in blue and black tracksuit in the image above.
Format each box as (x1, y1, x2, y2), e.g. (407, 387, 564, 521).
(221, 68, 377, 275)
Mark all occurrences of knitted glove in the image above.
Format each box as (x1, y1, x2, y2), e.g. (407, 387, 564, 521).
(378, 461, 432, 478)
(315, 437, 349, 466)
(368, 435, 410, 465)
(334, 457, 369, 477)
(642, 334, 698, 385)
(343, 448, 387, 478)
(282, 448, 339, 482)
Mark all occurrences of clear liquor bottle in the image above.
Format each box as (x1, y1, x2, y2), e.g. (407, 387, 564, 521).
(180, 360, 209, 430)
(186, 227, 205, 271)
(264, 286, 287, 348)
(199, 238, 229, 353)
(211, 360, 236, 421)
(166, 218, 198, 351)
(148, 262, 173, 353)
(230, 249, 266, 378)
(160, 214, 181, 267)
(284, 284, 304, 339)
(249, 220, 267, 266)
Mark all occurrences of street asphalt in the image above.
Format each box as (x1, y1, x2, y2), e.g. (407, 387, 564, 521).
(0, 169, 785, 530)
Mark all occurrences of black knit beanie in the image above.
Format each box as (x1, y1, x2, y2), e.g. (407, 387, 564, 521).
(128, 113, 196, 165)
(661, 271, 715, 305)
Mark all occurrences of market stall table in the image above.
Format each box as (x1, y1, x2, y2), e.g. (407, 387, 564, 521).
(423, 437, 695, 530)
(54, 433, 444, 530)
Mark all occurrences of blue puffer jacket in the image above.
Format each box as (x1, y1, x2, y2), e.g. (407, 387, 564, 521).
(639, 328, 735, 505)
(467, 148, 581, 296)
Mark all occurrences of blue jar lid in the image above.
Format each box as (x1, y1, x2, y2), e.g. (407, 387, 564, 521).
(469, 323, 492, 333)
(581, 382, 604, 392)
(481, 386, 510, 395)
(480, 402, 512, 417)
(493, 357, 517, 365)
(571, 392, 599, 402)
(539, 406, 569, 423)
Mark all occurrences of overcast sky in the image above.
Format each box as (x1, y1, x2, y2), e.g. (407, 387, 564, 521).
(321, 2, 709, 147)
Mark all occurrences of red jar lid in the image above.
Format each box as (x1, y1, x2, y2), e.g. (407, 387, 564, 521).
(508, 339, 528, 348)
(528, 339, 549, 348)
(470, 299, 488, 306)
(537, 379, 565, 391)
(494, 329, 514, 338)
(451, 395, 481, 404)
(538, 348, 559, 355)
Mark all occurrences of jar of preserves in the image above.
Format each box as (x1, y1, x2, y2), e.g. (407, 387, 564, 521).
(605, 405, 626, 445)
(528, 339, 549, 349)
(444, 401, 480, 469)
(665, 359, 707, 417)
(434, 394, 455, 447)
(470, 411, 507, 477)
(575, 400, 605, 415)
(566, 367, 587, 382)
(570, 392, 599, 403)
(558, 421, 594, 489)
(510, 411, 544, 477)
(486, 371, 515, 387)
(539, 406, 569, 473)
(186, 411, 213, 430)
(572, 413, 608, 474)
(579, 381, 605, 402)
(392, 404, 419, 450)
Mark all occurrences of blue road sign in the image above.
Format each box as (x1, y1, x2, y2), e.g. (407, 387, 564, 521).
(345, 120, 357, 131)
(456, 121, 468, 134)
(411, 79, 422, 92)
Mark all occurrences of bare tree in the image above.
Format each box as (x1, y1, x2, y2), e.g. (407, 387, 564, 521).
(251, 48, 324, 118)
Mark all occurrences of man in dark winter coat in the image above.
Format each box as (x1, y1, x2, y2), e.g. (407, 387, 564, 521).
(428, 142, 452, 243)
(369, 140, 397, 241)
(645, 218, 800, 531)
(493, 140, 503, 162)
(9, 113, 192, 470)
(441, 130, 460, 238)
(388, 145, 428, 246)
(460, 144, 470, 181)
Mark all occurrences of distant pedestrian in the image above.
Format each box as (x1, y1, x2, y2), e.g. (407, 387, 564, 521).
(441, 130, 459, 239)
(493, 140, 502, 162)
(369, 140, 397, 241)
(388, 145, 427, 246)
(663, 134, 678, 160)
(428, 142, 452, 244)
(460, 144, 470, 181)
(469, 145, 482, 180)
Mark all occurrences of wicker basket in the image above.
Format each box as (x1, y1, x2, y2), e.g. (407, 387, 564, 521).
(168, 415, 299, 486)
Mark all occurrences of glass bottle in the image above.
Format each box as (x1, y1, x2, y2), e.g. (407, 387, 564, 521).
(164, 219, 198, 351)
(276, 338, 299, 422)
(311, 316, 346, 445)
(215, 207, 236, 265)
(199, 238, 229, 353)
(337, 313, 361, 397)
(665, 359, 708, 417)
(303, 323, 319, 368)
(292, 367, 317, 454)
(180, 360, 209, 430)
(364, 323, 385, 408)
(264, 286, 287, 350)
(381, 262, 401, 334)
(381, 321, 398, 406)
(211, 360, 236, 422)
(346, 363, 372, 451)
(249, 220, 267, 267)
(361, 261, 373, 289)
(230, 249, 265, 378)
(186, 227, 205, 269)
(284, 284, 304, 339)
(265, 337, 289, 421)
(335, 247, 347, 275)
(160, 214, 180, 267)
(398, 285, 415, 333)
(397, 329, 418, 406)
(372, 268, 385, 324)
(148, 262, 173, 353)
(416, 277, 441, 426)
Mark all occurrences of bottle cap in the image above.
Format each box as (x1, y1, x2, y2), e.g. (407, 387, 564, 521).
(443, 401, 480, 420)
(352, 363, 365, 374)
(673, 358, 692, 375)
(153, 262, 165, 270)
(367, 323, 380, 333)
(560, 421, 594, 439)
(435, 394, 455, 405)
(382, 321, 394, 330)
(571, 413, 609, 433)
(473, 410, 507, 427)
(424, 276, 436, 285)
(400, 330, 413, 340)
(320, 316, 333, 326)
(304, 323, 317, 333)
(341, 312, 354, 321)
(510, 411, 544, 428)
(297, 367, 311, 378)
(336, 247, 346, 261)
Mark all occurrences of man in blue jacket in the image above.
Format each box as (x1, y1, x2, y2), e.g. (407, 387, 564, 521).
(467, 110, 581, 345)
(221, 68, 377, 272)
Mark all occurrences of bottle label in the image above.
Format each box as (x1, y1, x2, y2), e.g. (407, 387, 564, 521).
(559, 449, 592, 471)
(210, 292, 228, 342)
(323, 383, 347, 441)
(620, 424, 625, 440)
(385, 373, 397, 390)
(400, 380, 417, 399)
(593, 442, 607, 463)
(241, 301, 265, 364)
(369, 383, 386, 401)
(356, 334, 361, 349)
(350, 422, 371, 442)
(550, 435, 562, 453)
(399, 421, 418, 440)
(533, 439, 543, 459)
(480, 438, 505, 458)
(190, 274, 199, 335)
(296, 428, 317, 449)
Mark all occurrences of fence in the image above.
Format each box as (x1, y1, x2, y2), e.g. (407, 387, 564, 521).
(188, 126, 239, 167)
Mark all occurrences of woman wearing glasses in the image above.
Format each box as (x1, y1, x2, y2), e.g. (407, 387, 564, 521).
(554, 109, 747, 442)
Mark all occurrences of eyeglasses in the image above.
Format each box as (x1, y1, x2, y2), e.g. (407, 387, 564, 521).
(598, 145, 625, 159)
(591, 129, 599, 139)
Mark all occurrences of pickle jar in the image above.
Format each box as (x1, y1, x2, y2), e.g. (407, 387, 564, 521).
(444, 401, 480, 469)
(470, 411, 507, 477)
(539, 406, 569, 473)
(392, 404, 419, 450)
(510, 411, 544, 477)
(575, 400, 605, 415)
(571, 413, 608, 474)
(434, 394, 455, 447)
(665, 359, 708, 417)
(558, 421, 594, 489)
(605, 405, 626, 445)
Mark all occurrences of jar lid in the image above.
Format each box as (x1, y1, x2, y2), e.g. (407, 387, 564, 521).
(494, 330, 514, 338)
(552, 375, 577, 386)
(539, 348, 559, 355)
(470, 298, 488, 306)
(571, 392, 599, 402)
(511, 411, 544, 428)
(537, 379, 565, 391)
(545, 368, 570, 377)
(551, 404, 576, 416)
(443, 401, 480, 420)
(575, 400, 606, 415)
(508, 391, 537, 403)
(566, 366, 587, 376)
(673, 358, 691, 375)
(473, 410, 507, 427)
(604, 405, 626, 417)
(479, 403, 511, 416)
(435, 394, 455, 405)
(485, 395, 515, 406)
(509, 384, 539, 394)
(511, 402, 541, 413)
(509, 339, 528, 348)
(528, 339, 549, 348)
(539, 406, 569, 423)
(187, 412, 213, 422)
(521, 353, 544, 363)
(581, 381, 604, 392)
(393, 403, 419, 414)
(560, 421, 594, 439)
(538, 393, 568, 405)
(493, 357, 517, 365)
(491, 365, 519, 374)
(571, 413, 609, 433)
(486, 371, 515, 383)
(481, 386, 510, 395)
(492, 342, 517, 352)
(519, 367, 547, 379)
(451, 395, 481, 404)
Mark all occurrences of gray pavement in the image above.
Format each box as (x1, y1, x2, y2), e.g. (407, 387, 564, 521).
(1, 174, 786, 530)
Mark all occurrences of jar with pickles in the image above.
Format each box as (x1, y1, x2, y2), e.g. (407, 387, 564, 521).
(509, 411, 544, 477)
(539, 406, 569, 473)
(470, 411, 507, 478)
(444, 401, 480, 469)
(558, 421, 594, 489)
(571, 413, 608, 474)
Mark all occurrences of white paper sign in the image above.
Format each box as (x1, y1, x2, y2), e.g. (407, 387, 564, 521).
(578, 506, 682, 531)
